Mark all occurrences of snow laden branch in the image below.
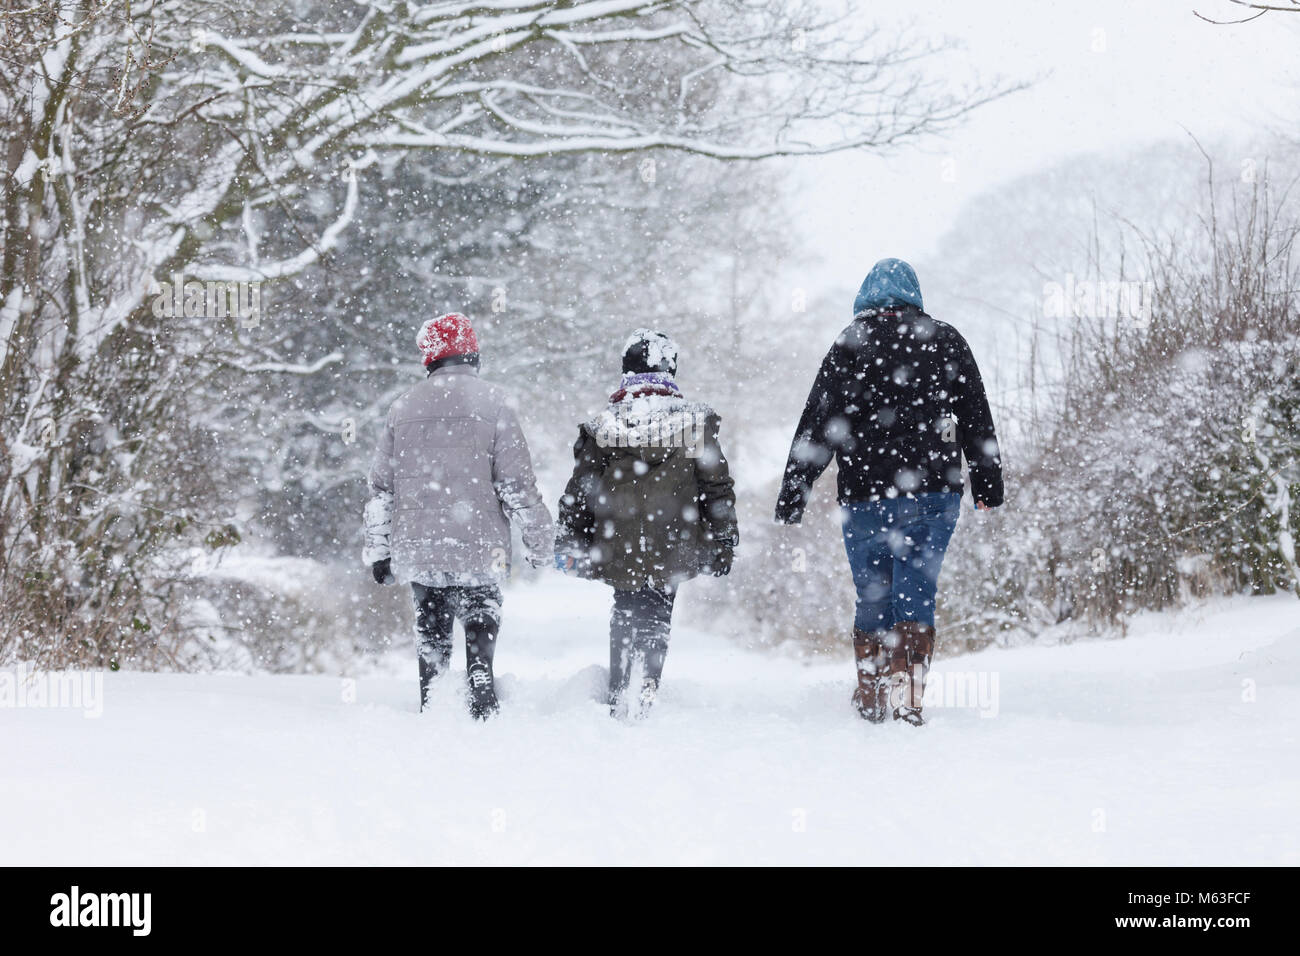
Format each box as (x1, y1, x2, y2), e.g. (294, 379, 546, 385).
(1194, 0, 1300, 25)
(236, 353, 345, 375)
(195, 152, 371, 282)
(189, 0, 1017, 165)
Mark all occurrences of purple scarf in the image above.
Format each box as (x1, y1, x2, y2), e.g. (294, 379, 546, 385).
(609, 372, 682, 404)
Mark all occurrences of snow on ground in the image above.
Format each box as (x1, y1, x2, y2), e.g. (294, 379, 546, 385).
(2, 579, 1296, 865)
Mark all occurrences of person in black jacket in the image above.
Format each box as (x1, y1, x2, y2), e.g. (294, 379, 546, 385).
(775, 258, 1003, 725)
(557, 330, 738, 718)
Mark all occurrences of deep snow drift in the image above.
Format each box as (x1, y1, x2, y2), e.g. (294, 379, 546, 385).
(2, 578, 1296, 865)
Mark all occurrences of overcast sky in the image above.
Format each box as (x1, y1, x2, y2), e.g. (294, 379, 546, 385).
(788, 0, 1300, 301)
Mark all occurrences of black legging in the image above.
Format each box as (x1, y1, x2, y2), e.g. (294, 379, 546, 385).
(609, 585, 677, 700)
(411, 584, 501, 702)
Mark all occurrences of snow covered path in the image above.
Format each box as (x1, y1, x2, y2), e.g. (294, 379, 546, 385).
(2, 579, 1297, 865)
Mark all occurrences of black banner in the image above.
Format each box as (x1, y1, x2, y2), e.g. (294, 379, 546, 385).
(1, 866, 1285, 944)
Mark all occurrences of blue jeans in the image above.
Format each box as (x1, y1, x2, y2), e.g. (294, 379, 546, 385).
(841, 492, 961, 631)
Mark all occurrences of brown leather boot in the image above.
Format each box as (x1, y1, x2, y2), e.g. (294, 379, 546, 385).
(890, 621, 936, 725)
(851, 628, 892, 723)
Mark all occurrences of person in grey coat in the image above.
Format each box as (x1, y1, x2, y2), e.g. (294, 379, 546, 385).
(364, 311, 554, 718)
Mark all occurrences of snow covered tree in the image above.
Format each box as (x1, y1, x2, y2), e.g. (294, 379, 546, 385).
(941, 144, 1300, 640)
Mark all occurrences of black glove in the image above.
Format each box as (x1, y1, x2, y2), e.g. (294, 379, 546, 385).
(708, 548, 733, 577)
(774, 497, 803, 525)
(371, 558, 395, 585)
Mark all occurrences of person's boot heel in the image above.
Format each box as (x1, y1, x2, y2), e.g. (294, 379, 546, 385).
(852, 628, 892, 723)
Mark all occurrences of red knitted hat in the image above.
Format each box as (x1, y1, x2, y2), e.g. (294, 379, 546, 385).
(416, 312, 478, 365)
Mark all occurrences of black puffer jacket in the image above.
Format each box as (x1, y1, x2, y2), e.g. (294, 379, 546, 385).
(558, 387, 737, 590)
(776, 303, 1004, 523)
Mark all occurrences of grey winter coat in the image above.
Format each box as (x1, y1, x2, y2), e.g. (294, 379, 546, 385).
(364, 364, 554, 585)
(556, 392, 737, 591)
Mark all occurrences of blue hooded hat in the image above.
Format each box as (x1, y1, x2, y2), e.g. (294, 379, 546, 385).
(852, 258, 923, 316)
